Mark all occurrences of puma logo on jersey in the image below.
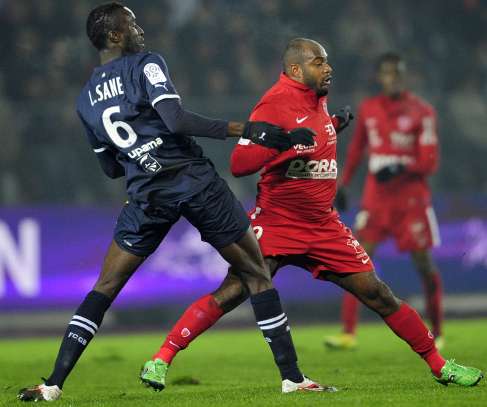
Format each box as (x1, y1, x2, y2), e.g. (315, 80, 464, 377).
(296, 116, 309, 124)
(285, 159, 337, 179)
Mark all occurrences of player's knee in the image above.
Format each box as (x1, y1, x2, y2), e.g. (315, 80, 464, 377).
(361, 279, 399, 315)
(375, 281, 400, 315)
(245, 264, 272, 292)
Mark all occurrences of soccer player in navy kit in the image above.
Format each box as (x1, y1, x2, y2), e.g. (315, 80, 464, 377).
(17, 3, 317, 402)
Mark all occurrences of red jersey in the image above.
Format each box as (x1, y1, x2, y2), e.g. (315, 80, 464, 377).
(231, 73, 340, 223)
(341, 91, 438, 208)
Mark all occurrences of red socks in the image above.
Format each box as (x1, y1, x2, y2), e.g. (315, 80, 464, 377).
(384, 302, 445, 376)
(153, 294, 224, 364)
(342, 292, 360, 335)
(423, 272, 443, 337)
(343, 272, 443, 338)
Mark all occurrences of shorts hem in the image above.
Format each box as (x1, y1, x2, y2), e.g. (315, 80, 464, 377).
(209, 222, 251, 250)
(114, 237, 153, 258)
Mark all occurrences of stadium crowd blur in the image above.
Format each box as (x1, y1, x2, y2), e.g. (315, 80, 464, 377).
(0, 0, 486, 205)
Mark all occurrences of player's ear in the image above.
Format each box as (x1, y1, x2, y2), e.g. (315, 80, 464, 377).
(107, 30, 123, 46)
(290, 64, 303, 80)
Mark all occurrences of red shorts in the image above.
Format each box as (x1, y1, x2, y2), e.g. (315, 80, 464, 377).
(249, 207, 374, 279)
(354, 204, 441, 252)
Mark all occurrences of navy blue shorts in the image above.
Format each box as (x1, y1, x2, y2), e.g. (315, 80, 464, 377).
(114, 176, 250, 257)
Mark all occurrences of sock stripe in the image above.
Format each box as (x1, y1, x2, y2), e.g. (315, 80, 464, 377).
(69, 320, 96, 335)
(257, 312, 286, 326)
(259, 316, 288, 330)
(72, 315, 99, 330)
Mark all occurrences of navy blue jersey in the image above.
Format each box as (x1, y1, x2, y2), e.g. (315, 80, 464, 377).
(76, 51, 217, 206)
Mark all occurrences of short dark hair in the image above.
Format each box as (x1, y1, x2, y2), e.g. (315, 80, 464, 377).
(377, 52, 406, 71)
(282, 38, 317, 74)
(86, 2, 126, 50)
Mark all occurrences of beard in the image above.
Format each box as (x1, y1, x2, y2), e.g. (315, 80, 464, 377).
(303, 71, 328, 96)
(124, 36, 143, 54)
(316, 87, 329, 97)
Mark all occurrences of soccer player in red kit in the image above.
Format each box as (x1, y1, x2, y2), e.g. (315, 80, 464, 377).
(325, 53, 444, 351)
(145, 39, 482, 390)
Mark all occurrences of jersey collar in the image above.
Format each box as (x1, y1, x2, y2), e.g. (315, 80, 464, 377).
(279, 73, 319, 105)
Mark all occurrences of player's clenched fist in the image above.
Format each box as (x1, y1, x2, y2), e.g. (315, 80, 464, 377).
(243, 121, 316, 151)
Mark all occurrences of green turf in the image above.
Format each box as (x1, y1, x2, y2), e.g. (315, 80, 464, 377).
(1, 319, 486, 407)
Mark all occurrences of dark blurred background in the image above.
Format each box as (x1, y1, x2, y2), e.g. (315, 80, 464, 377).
(1, 0, 486, 203)
(0, 0, 486, 333)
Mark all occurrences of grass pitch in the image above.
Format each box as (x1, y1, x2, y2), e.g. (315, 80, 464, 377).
(1, 319, 486, 407)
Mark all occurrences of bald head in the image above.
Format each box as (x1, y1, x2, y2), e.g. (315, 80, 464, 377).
(282, 38, 327, 75)
(282, 38, 332, 96)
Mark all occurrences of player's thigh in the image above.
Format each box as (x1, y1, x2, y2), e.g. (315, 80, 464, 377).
(182, 176, 255, 263)
(114, 200, 177, 257)
(218, 228, 268, 276)
(324, 270, 399, 313)
(324, 269, 378, 294)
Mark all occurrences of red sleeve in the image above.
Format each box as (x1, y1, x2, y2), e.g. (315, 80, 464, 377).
(331, 116, 340, 130)
(406, 110, 439, 175)
(341, 104, 368, 186)
(230, 102, 281, 177)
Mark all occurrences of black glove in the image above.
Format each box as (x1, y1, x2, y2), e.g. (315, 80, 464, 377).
(333, 105, 354, 134)
(375, 164, 406, 182)
(243, 121, 315, 151)
(287, 127, 317, 147)
(334, 186, 348, 212)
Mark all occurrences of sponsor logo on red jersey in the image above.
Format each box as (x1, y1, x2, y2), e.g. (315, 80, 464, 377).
(285, 158, 337, 179)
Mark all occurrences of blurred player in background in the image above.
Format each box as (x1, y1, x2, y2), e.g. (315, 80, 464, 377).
(17, 3, 317, 402)
(145, 39, 482, 391)
(325, 53, 443, 351)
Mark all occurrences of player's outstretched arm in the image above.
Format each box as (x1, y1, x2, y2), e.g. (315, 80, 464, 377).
(154, 99, 228, 140)
(237, 122, 316, 151)
(154, 99, 315, 151)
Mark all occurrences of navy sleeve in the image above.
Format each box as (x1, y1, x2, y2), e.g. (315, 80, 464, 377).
(77, 112, 125, 179)
(77, 111, 105, 151)
(138, 53, 180, 107)
(154, 98, 228, 140)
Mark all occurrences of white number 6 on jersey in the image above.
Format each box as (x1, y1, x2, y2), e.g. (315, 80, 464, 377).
(102, 105, 138, 148)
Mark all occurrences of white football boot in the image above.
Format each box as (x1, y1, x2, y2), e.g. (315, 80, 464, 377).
(17, 383, 62, 402)
(282, 375, 338, 393)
